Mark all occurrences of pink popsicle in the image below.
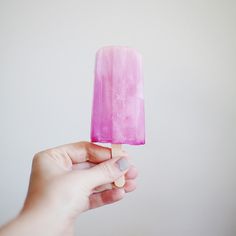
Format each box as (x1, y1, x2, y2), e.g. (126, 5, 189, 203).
(91, 46, 145, 145)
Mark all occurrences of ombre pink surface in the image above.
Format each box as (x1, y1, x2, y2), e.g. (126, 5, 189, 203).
(91, 46, 145, 145)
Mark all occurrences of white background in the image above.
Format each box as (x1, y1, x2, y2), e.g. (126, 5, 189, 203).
(0, 0, 236, 235)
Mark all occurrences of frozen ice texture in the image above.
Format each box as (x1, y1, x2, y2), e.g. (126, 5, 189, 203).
(91, 46, 145, 145)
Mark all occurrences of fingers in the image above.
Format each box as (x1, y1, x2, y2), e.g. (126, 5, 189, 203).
(89, 188, 125, 209)
(124, 179, 137, 192)
(75, 157, 130, 189)
(94, 179, 137, 193)
(92, 165, 137, 194)
(60, 142, 112, 164)
(125, 166, 138, 179)
(72, 162, 95, 171)
(89, 179, 137, 209)
(74, 163, 138, 178)
(93, 183, 113, 193)
(85, 142, 112, 163)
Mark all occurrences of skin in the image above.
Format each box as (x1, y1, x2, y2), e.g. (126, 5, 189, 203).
(0, 141, 137, 236)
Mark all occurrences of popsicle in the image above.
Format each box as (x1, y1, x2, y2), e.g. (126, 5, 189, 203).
(90, 46, 145, 187)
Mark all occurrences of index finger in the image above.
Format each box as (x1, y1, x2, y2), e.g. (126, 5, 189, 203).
(60, 141, 112, 164)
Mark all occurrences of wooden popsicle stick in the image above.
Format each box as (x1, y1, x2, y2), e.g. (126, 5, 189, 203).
(111, 144, 126, 188)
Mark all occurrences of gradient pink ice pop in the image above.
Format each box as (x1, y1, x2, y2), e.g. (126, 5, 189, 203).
(91, 46, 145, 145)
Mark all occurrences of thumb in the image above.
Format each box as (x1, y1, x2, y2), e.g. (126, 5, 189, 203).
(79, 157, 130, 189)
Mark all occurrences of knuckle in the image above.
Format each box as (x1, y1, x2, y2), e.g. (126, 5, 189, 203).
(32, 149, 52, 165)
(80, 141, 90, 150)
(33, 152, 43, 164)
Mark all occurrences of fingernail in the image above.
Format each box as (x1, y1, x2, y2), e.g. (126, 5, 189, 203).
(116, 158, 130, 171)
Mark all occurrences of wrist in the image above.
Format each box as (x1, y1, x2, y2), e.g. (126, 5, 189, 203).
(19, 203, 75, 236)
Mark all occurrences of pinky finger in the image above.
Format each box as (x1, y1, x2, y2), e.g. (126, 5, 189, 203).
(89, 188, 125, 210)
(124, 179, 137, 193)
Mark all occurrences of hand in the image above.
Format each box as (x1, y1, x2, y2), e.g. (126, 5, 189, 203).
(0, 141, 137, 236)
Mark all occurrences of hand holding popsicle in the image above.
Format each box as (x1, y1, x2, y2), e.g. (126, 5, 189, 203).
(0, 142, 138, 236)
